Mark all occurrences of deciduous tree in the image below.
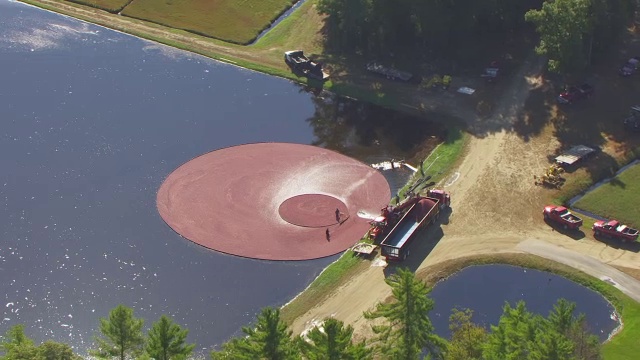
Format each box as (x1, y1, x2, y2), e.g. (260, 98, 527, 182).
(525, 0, 593, 73)
(146, 315, 195, 360)
(445, 308, 486, 360)
(364, 268, 446, 359)
(0, 325, 38, 360)
(37, 341, 81, 360)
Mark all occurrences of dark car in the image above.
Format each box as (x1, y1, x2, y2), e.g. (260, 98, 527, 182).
(557, 84, 594, 104)
(623, 105, 640, 133)
(619, 57, 640, 77)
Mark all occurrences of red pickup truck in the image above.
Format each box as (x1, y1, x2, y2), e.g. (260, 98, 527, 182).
(593, 220, 639, 242)
(543, 205, 583, 230)
(557, 84, 594, 104)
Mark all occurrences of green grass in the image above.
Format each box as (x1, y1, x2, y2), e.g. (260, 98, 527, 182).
(572, 163, 640, 228)
(416, 253, 640, 360)
(66, 0, 129, 12)
(604, 296, 640, 359)
(121, 0, 295, 44)
(396, 126, 467, 199)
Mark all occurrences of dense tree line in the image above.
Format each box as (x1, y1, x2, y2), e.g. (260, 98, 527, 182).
(525, 0, 635, 73)
(1, 268, 603, 359)
(317, 0, 635, 73)
(317, 0, 541, 56)
(0, 307, 194, 360)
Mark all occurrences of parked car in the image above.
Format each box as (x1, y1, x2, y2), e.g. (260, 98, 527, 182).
(557, 84, 593, 104)
(619, 57, 640, 77)
(624, 105, 640, 133)
(481, 60, 500, 83)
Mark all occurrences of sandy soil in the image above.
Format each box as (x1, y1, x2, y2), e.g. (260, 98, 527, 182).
(290, 53, 640, 338)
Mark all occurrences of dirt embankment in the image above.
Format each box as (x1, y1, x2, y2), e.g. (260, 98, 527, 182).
(290, 53, 640, 339)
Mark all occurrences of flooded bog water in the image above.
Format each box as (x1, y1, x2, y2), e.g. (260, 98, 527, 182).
(429, 265, 619, 342)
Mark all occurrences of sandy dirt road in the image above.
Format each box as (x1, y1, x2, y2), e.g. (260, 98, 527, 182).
(290, 54, 640, 338)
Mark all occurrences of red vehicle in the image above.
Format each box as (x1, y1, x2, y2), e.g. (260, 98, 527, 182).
(543, 205, 583, 230)
(427, 189, 451, 209)
(557, 84, 594, 104)
(592, 220, 639, 242)
(380, 196, 441, 261)
(368, 189, 450, 241)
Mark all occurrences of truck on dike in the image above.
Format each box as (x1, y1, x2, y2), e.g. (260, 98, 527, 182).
(380, 195, 443, 261)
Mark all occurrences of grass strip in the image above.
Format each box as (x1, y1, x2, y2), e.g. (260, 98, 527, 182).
(555, 146, 640, 206)
(396, 126, 467, 199)
(572, 163, 640, 228)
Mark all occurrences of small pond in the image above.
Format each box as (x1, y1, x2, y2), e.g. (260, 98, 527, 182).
(429, 264, 619, 342)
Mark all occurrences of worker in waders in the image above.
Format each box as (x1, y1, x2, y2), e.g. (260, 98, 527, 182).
(326, 228, 330, 241)
(335, 208, 341, 222)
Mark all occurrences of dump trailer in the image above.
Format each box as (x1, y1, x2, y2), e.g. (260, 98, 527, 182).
(284, 50, 329, 80)
(380, 196, 440, 261)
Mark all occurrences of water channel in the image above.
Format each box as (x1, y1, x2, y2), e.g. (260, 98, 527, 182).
(0, 0, 439, 354)
(429, 265, 620, 342)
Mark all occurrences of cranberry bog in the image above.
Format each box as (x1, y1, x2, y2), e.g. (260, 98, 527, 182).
(572, 161, 640, 229)
(123, 0, 295, 44)
(63, 0, 295, 44)
(66, 0, 131, 12)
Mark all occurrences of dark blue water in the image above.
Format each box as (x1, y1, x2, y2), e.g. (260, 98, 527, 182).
(429, 265, 619, 342)
(0, 0, 442, 355)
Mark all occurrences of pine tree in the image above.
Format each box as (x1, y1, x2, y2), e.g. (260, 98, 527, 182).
(91, 305, 145, 360)
(364, 268, 446, 359)
(146, 315, 195, 360)
(297, 317, 372, 360)
(483, 301, 540, 360)
(211, 307, 299, 360)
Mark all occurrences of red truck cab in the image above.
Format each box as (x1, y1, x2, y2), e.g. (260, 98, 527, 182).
(593, 220, 639, 242)
(427, 189, 451, 209)
(543, 205, 583, 229)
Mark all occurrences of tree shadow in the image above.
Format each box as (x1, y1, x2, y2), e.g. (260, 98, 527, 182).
(382, 224, 445, 277)
(437, 207, 452, 226)
(608, 177, 627, 188)
(300, 90, 449, 163)
(544, 143, 623, 187)
(593, 234, 640, 252)
(543, 218, 586, 240)
(512, 81, 555, 141)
